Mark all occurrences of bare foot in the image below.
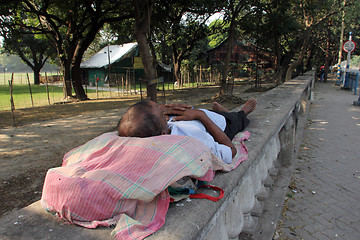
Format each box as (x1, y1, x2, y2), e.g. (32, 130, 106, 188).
(241, 98, 257, 115)
(212, 102, 230, 112)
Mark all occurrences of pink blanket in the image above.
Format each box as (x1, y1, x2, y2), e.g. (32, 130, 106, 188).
(41, 131, 249, 239)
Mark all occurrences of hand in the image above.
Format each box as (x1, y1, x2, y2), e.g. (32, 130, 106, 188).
(165, 108, 203, 121)
(164, 103, 192, 110)
(160, 103, 193, 120)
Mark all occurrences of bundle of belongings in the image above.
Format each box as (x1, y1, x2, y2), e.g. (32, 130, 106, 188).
(41, 131, 250, 239)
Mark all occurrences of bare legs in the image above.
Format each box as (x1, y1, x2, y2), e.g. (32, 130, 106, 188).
(212, 102, 230, 112)
(240, 98, 257, 115)
(212, 98, 257, 115)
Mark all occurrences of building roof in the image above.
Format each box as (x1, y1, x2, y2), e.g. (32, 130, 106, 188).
(80, 42, 138, 68)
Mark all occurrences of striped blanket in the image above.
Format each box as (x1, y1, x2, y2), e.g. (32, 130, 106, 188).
(41, 131, 249, 239)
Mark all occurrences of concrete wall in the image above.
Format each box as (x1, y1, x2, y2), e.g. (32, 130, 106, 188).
(0, 72, 315, 240)
(148, 72, 315, 240)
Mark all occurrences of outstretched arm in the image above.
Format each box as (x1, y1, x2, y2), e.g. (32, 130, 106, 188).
(158, 103, 192, 120)
(166, 108, 237, 158)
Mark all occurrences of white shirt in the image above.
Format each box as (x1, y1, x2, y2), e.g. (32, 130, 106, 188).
(168, 109, 232, 164)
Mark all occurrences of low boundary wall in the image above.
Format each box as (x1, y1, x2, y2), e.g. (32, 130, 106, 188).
(0, 71, 315, 240)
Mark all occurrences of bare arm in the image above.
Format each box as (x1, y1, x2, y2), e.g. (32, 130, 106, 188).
(159, 103, 192, 111)
(158, 103, 192, 121)
(166, 108, 237, 158)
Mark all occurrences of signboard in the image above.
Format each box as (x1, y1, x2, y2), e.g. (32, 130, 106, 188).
(133, 57, 144, 69)
(149, 76, 164, 85)
(343, 40, 356, 53)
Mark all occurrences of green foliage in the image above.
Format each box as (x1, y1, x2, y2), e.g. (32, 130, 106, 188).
(151, 0, 225, 65)
(2, 32, 57, 72)
(207, 20, 228, 49)
(1, 0, 135, 99)
(1, 0, 357, 97)
(0, 53, 31, 72)
(0, 53, 57, 72)
(351, 55, 360, 67)
(345, 1, 360, 56)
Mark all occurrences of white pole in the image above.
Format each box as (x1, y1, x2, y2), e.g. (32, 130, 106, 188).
(346, 33, 352, 70)
(344, 32, 352, 88)
(337, 0, 346, 81)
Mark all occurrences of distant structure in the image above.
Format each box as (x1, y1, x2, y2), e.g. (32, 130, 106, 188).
(80, 42, 171, 86)
(207, 39, 275, 78)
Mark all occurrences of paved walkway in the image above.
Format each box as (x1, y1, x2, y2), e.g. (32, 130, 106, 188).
(275, 80, 360, 239)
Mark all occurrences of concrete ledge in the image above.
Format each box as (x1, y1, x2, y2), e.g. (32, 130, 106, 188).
(0, 72, 315, 240)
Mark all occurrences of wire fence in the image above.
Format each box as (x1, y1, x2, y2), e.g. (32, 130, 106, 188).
(1, 68, 228, 110)
(1, 67, 265, 127)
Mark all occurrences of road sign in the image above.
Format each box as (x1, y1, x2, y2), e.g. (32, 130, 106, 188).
(149, 76, 164, 85)
(133, 57, 144, 69)
(343, 40, 356, 53)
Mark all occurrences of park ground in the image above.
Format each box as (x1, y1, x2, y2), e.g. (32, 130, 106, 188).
(0, 81, 276, 217)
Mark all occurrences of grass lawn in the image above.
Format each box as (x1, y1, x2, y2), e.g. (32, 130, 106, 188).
(0, 85, 68, 111)
(0, 78, 218, 111)
(0, 84, 141, 111)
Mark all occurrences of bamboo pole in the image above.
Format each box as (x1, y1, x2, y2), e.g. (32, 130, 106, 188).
(109, 76, 112, 98)
(199, 65, 202, 87)
(197, 68, 199, 88)
(9, 73, 15, 126)
(140, 78, 143, 100)
(126, 70, 129, 96)
(96, 74, 99, 99)
(132, 69, 135, 95)
(116, 75, 120, 96)
(26, 73, 34, 107)
(121, 75, 124, 96)
(162, 78, 165, 102)
(45, 73, 51, 105)
(188, 71, 190, 87)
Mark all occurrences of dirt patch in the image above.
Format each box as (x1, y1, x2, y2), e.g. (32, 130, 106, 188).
(0, 97, 141, 128)
(0, 82, 275, 217)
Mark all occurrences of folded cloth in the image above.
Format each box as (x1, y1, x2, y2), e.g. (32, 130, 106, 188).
(41, 131, 249, 239)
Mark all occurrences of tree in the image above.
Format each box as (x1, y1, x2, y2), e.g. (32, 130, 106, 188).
(1, 0, 133, 100)
(2, 32, 56, 84)
(238, 0, 347, 82)
(207, 20, 228, 49)
(218, 0, 248, 95)
(133, 0, 158, 101)
(151, 0, 224, 85)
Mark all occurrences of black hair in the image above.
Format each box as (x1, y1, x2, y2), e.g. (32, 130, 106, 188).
(117, 101, 165, 138)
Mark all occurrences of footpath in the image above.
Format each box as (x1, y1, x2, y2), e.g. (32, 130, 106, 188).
(274, 80, 360, 239)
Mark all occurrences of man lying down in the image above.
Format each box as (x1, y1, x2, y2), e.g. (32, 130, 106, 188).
(118, 99, 256, 164)
(41, 100, 256, 240)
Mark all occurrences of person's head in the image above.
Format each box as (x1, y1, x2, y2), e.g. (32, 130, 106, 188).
(117, 101, 168, 138)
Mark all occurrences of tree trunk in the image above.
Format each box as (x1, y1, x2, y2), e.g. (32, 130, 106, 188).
(17, 50, 46, 85)
(219, 33, 234, 96)
(277, 55, 291, 82)
(273, 35, 285, 83)
(337, 0, 346, 70)
(133, 0, 157, 101)
(71, 64, 88, 100)
(323, 22, 331, 82)
(304, 44, 314, 72)
(285, 31, 310, 81)
(136, 30, 157, 101)
(62, 59, 73, 98)
(219, 2, 242, 96)
(33, 67, 41, 85)
(173, 55, 181, 84)
(72, 43, 91, 100)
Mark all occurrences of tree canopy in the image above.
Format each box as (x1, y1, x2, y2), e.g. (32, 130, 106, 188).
(1, 0, 359, 100)
(1, 0, 133, 100)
